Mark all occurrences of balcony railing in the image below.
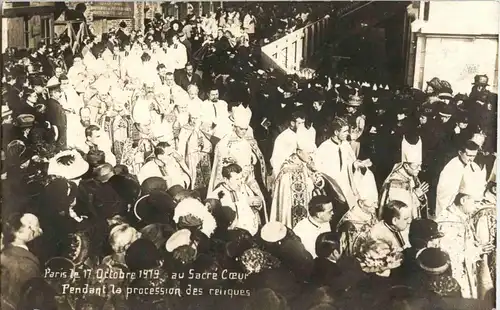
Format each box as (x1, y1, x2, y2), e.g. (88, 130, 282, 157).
(261, 15, 332, 75)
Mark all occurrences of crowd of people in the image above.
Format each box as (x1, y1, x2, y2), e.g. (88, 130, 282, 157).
(1, 4, 498, 310)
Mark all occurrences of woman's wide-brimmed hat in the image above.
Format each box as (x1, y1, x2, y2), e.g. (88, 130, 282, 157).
(47, 149, 89, 180)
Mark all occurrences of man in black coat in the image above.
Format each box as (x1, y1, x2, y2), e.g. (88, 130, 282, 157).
(45, 82, 67, 151)
(35, 42, 53, 77)
(175, 62, 202, 91)
(115, 21, 130, 43)
(4, 73, 23, 116)
(310, 231, 366, 294)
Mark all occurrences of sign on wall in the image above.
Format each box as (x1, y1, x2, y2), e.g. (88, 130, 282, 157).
(91, 2, 134, 19)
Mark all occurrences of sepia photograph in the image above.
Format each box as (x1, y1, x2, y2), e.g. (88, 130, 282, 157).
(1, 1, 498, 309)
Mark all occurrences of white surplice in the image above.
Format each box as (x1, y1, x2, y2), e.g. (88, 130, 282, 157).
(436, 157, 486, 217)
(270, 128, 298, 175)
(315, 139, 358, 208)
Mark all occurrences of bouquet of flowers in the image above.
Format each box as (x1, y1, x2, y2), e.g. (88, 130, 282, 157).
(355, 237, 403, 274)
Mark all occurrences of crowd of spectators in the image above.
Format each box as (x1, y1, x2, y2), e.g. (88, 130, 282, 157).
(1, 2, 497, 310)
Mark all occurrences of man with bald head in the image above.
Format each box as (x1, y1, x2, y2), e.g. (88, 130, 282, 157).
(1, 213, 43, 310)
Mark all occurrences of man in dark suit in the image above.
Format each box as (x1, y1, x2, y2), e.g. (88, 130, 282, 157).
(115, 21, 130, 43)
(35, 42, 53, 77)
(45, 81, 68, 151)
(1, 212, 43, 310)
(175, 62, 202, 92)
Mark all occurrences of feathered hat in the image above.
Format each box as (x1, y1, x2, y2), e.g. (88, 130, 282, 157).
(48, 149, 89, 180)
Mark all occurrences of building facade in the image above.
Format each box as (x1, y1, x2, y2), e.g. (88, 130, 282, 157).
(409, 1, 499, 94)
(2, 2, 59, 52)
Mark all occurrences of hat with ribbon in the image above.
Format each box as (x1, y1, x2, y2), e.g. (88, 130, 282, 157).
(15, 114, 35, 128)
(437, 102, 453, 117)
(438, 92, 453, 100)
(416, 247, 450, 275)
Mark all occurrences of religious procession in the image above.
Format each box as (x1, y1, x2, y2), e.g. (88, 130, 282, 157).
(1, 2, 497, 310)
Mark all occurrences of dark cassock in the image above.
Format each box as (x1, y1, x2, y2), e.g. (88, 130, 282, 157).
(45, 91, 68, 151)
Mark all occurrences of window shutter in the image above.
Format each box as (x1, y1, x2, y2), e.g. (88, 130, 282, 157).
(31, 15, 42, 47)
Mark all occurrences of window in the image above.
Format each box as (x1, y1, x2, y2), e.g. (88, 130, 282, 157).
(13, 2, 30, 7)
(292, 41, 297, 69)
(41, 16, 51, 45)
(24, 17, 30, 48)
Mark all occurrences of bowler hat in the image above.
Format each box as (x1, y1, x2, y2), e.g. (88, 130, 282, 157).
(15, 114, 35, 128)
(133, 191, 175, 225)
